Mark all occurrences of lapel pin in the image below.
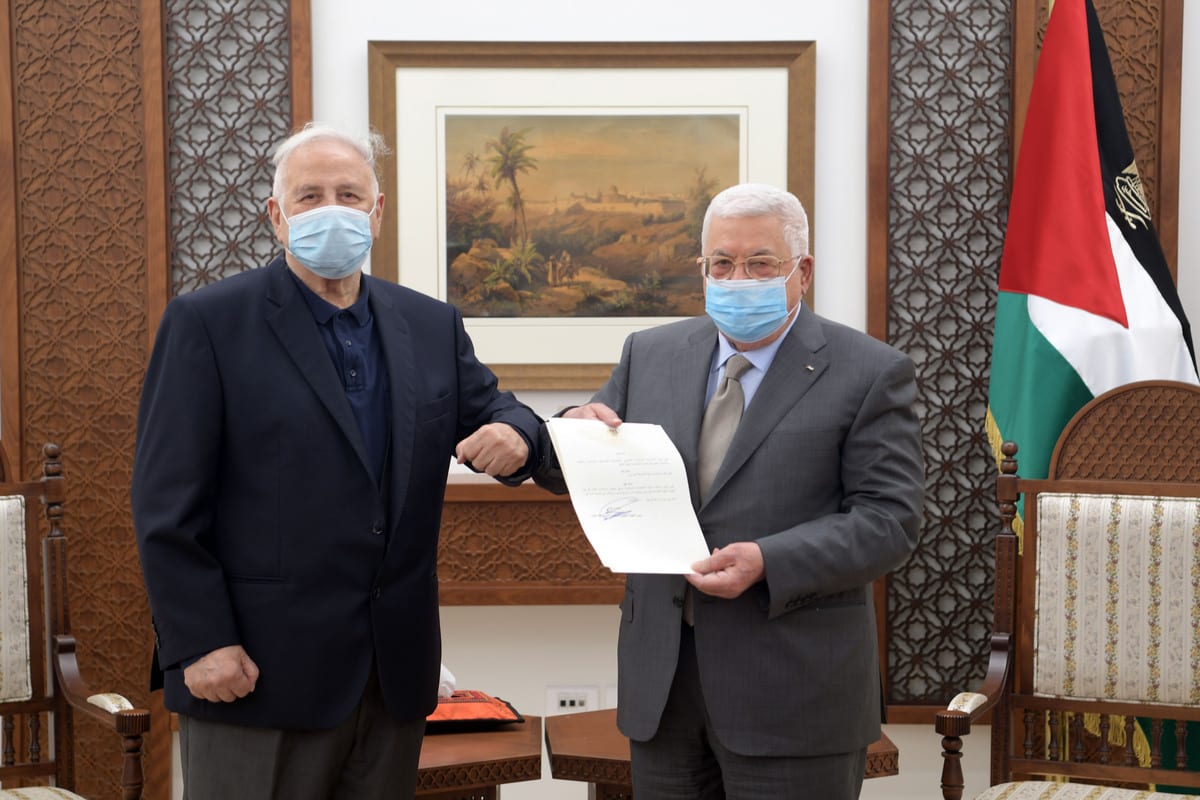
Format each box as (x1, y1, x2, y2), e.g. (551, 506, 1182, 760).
(805, 364, 815, 371)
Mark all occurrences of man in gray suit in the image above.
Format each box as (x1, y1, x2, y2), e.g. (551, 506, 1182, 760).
(535, 183, 924, 799)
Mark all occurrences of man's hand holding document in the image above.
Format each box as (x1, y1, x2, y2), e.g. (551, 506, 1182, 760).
(545, 417, 710, 574)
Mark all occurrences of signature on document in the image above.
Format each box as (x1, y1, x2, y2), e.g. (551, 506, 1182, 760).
(596, 497, 639, 521)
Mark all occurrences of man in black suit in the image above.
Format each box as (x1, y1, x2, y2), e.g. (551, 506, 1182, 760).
(132, 123, 541, 799)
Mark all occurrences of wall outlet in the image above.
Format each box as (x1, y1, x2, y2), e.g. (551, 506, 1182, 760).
(545, 685, 600, 715)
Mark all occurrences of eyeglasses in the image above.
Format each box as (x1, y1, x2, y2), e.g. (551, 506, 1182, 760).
(698, 254, 801, 281)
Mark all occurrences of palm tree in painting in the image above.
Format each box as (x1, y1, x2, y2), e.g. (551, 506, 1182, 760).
(462, 151, 482, 179)
(485, 126, 538, 247)
(483, 240, 544, 294)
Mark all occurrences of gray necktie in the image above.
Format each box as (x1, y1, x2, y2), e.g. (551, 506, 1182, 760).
(685, 354, 751, 626)
(697, 353, 752, 501)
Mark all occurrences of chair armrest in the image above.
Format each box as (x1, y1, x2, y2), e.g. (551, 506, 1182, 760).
(53, 634, 151, 735)
(936, 633, 1011, 736)
(935, 633, 1011, 800)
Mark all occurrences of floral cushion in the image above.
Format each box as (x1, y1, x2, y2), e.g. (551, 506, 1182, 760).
(976, 781, 1198, 799)
(0, 494, 31, 703)
(1034, 493, 1200, 704)
(0, 788, 88, 799)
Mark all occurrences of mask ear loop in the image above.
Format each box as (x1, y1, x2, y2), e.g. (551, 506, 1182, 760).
(781, 258, 807, 316)
(276, 196, 379, 225)
(275, 199, 297, 263)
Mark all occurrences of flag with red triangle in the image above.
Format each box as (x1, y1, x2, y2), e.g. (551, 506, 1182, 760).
(986, 0, 1198, 482)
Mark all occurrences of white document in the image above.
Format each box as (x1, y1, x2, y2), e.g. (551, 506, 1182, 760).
(546, 417, 710, 574)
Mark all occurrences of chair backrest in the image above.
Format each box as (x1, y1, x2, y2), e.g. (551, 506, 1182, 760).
(0, 444, 150, 798)
(992, 380, 1200, 791)
(0, 490, 34, 706)
(1049, 380, 1200, 482)
(0, 444, 67, 787)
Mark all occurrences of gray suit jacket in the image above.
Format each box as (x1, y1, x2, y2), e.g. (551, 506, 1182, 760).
(536, 307, 923, 757)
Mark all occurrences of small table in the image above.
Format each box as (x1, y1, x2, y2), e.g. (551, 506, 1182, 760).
(545, 709, 898, 799)
(418, 716, 542, 799)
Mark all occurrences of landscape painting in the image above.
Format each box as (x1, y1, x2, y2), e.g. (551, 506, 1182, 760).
(442, 113, 740, 319)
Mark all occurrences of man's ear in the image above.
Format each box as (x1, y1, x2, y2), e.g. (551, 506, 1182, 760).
(371, 193, 386, 237)
(267, 197, 287, 245)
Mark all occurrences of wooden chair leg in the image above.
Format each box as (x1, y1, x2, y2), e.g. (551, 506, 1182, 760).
(121, 731, 145, 800)
(941, 733, 965, 800)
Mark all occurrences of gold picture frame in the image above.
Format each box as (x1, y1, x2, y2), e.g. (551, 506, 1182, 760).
(367, 41, 815, 390)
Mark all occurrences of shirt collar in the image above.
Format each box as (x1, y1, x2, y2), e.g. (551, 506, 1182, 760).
(288, 269, 372, 326)
(712, 305, 801, 375)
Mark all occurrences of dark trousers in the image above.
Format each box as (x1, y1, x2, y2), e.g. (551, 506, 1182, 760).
(178, 668, 426, 800)
(630, 624, 867, 800)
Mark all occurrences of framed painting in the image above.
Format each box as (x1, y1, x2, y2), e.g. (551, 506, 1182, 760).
(367, 41, 815, 389)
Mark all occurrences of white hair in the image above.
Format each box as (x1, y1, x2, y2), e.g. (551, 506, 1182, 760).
(271, 122, 389, 199)
(700, 183, 810, 257)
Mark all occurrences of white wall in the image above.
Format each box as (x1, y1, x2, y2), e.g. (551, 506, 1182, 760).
(301, 2, 1200, 798)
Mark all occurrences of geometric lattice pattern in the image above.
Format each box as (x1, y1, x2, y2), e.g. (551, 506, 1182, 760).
(438, 492, 624, 604)
(417, 751, 540, 793)
(439, 502, 618, 586)
(10, 1, 153, 796)
(883, 0, 1014, 704)
(164, 0, 294, 296)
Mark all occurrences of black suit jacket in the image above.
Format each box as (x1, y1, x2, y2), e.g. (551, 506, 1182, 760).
(132, 256, 540, 729)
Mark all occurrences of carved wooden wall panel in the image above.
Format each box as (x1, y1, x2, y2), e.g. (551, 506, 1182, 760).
(440, 484, 623, 605)
(873, 0, 1014, 708)
(872, 0, 1184, 713)
(7, 1, 155, 796)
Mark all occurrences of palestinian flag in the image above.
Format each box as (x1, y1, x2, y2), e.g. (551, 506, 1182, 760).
(986, 0, 1199, 484)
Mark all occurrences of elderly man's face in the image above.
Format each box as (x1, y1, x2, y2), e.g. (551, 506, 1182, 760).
(268, 139, 382, 248)
(705, 214, 814, 345)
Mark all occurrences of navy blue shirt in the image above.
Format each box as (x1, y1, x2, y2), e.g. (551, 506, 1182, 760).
(290, 271, 391, 486)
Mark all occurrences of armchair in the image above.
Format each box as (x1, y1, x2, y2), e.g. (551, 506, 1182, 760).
(936, 380, 1200, 800)
(0, 444, 150, 799)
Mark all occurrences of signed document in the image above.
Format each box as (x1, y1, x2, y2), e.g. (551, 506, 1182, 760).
(546, 417, 710, 574)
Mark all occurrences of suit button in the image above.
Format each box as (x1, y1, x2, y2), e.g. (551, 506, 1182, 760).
(672, 596, 684, 608)
(371, 521, 384, 535)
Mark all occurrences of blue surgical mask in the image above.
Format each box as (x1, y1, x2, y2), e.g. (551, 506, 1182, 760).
(280, 201, 376, 279)
(705, 270, 797, 343)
